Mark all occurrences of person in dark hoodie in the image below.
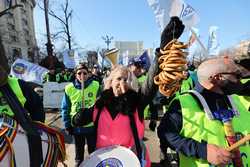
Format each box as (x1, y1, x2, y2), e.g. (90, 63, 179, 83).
(61, 63, 101, 167)
(71, 17, 185, 167)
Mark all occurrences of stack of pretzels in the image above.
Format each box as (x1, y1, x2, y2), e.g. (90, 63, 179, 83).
(154, 39, 188, 97)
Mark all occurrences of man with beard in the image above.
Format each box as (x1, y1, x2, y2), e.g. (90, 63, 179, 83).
(157, 56, 250, 167)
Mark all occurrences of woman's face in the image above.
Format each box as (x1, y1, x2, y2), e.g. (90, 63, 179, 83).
(75, 69, 89, 83)
(111, 70, 129, 96)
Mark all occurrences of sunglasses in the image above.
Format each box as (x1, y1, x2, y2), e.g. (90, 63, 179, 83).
(77, 71, 88, 75)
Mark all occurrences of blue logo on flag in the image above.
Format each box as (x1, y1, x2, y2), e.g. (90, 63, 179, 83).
(13, 63, 27, 74)
(181, 4, 194, 18)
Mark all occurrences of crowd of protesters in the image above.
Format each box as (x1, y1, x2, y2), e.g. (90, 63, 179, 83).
(1, 16, 249, 167)
(45, 17, 250, 167)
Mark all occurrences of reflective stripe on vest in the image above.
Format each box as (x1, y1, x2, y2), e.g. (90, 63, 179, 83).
(178, 92, 228, 167)
(231, 95, 250, 166)
(0, 77, 26, 117)
(178, 91, 250, 167)
(65, 81, 99, 127)
(137, 74, 150, 118)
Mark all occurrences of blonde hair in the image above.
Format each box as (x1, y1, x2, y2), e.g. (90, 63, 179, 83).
(103, 65, 139, 92)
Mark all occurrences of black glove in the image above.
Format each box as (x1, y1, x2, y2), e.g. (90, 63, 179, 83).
(65, 126, 74, 135)
(149, 119, 157, 131)
(160, 16, 185, 49)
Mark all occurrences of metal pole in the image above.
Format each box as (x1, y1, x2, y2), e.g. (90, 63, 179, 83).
(189, 27, 208, 58)
(101, 35, 114, 70)
(81, 80, 84, 111)
(102, 35, 113, 50)
(44, 0, 53, 58)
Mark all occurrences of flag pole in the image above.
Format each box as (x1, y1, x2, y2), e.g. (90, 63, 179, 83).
(81, 80, 84, 110)
(188, 27, 208, 57)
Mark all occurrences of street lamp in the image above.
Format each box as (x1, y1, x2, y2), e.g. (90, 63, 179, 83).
(101, 35, 114, 70)
(101, 35, 113, 50)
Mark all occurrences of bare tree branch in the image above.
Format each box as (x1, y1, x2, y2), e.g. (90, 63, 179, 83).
(0, 4, 23, 17)
(37, 0, 74, 50)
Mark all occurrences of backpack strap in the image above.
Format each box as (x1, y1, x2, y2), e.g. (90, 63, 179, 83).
(128, 112, 143, 165)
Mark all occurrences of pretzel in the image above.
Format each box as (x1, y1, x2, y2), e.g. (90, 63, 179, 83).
(154, 39, 189, 97)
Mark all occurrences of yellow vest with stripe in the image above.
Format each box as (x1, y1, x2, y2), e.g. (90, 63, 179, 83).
(65, 80, 99, 127)
(0, 77, 26, 117)
(138, 74, 147, 84)
(231, 94, 250, 166)
(137, 74, 150, 119)
(178, 92, 250, 167)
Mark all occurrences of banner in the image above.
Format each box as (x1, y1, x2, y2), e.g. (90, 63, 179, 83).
(10, 58, 48, 85)
(147, 0, 199, 31)
(75, 51, 88, 66)
(207, 26, 220, 56)
(43, 82, 69, 108)
(63, 50, 76, 69)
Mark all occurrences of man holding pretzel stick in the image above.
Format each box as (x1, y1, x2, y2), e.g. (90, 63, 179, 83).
(158, 56, 250, 167)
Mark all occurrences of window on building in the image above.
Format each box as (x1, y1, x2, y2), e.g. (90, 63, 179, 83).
(24, 29, 29, 36)
(26, 40, 30, 45)
(22, 18, 28, 27)
(7, 23, 15, 31)
(6, 12, 15, 24)
(27, 48, 34, 62)
(12, 48, 22, 62)
(10, 35, 18, 42)
(4, 0, 11, 8)
(21, 8, 26, 15)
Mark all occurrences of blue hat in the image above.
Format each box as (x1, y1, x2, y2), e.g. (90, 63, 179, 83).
(128, 57, 143, 67)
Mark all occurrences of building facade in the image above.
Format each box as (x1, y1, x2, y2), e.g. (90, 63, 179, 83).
(115, 41, 144, 57)
(87, 51, 98, 68)
(235, 40, 250, 58)
(0, 0, 38, 65)
(115, 41, 144, 65)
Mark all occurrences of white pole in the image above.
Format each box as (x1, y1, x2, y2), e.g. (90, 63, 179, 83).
(189, 27, 209, 58)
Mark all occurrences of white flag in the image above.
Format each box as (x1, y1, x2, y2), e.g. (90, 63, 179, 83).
(171, 0, 199, 27)
(10, 58, 48, 85)
(147, 0, 199, 31)
(188, 27, 200, 59)
(147, 0, 172, 31)
(207, 26, 220, 56)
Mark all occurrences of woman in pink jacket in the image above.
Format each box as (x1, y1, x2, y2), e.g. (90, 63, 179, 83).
(72, 17, 185, 167)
